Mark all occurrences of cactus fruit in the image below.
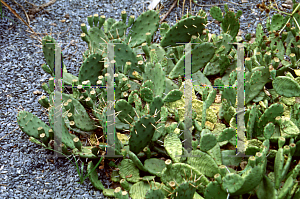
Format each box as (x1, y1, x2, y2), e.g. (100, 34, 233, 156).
(114, 187, 129, 199)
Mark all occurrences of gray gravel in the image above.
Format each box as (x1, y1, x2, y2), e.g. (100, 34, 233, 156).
(0, 0, 293, 198)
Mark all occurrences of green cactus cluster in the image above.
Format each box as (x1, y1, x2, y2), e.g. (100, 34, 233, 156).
(209, 4, 242, 40)
(17, 4, 300, 199)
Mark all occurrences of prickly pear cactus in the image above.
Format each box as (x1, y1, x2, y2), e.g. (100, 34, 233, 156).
(17, 4, 300, 199)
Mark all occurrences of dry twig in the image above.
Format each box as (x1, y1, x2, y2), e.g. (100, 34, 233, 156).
(24, 0, 56, 20)
(160, 0, 178, 23)
(1, 0, 57, 38)
(159, 0, 229, 23)
(0, 0, 38, 37)
(11, 0, 30, 26)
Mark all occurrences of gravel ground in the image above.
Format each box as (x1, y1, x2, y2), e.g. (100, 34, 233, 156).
(0, 0, 293, 198)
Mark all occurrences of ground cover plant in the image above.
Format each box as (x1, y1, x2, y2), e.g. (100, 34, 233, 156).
(16, 1, 300, 198)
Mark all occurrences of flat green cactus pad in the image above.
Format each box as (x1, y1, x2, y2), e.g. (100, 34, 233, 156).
(119, 159, 140, 183)
(17, 110, 51, 140)
(144, 158, 166, 176)
(160, 16, 206, 47)
(129, 181, 166, 199)
(164, 133, 182, 163)
(187, 149, 220, 178)
(161, 163, 209, 194)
